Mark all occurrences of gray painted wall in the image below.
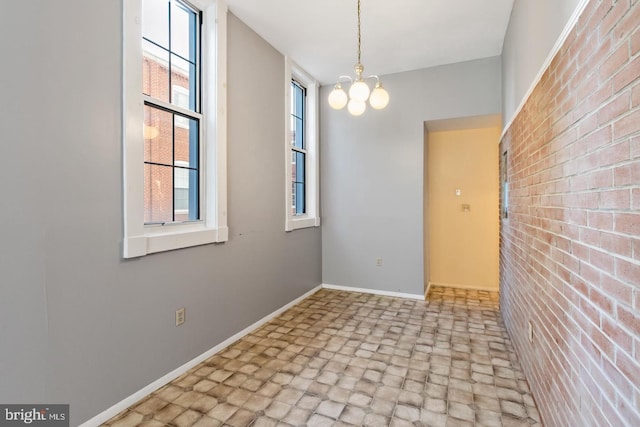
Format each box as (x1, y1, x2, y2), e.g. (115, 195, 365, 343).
(502, 0, 582, 123)
(0, 3, 321, 425)
(320, 57, 502, 296)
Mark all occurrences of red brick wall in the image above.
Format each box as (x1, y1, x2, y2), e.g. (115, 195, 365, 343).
(499, 1, 640, 426)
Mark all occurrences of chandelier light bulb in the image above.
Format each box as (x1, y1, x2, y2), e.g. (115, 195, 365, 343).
(328, 84, 348, 110)
(349, 80, 371, 102)
(369, 83, 389, 109)
(347, 99, 366, 116)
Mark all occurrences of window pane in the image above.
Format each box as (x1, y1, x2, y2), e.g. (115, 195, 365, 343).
(291, 150, 297, 182)
(171, 1, 197, 62)
(144, 163, 174, 223)
(290, 85, 296, 115)
(172, 85, 189, 108)
(295, 151, 305, 185)
(293, 117, 304, 149)
(292, 150, 305, 215)
(142, 40, 170, 102)
(294, 84, 304, 118)
(171, 55, 196, 111)
(142, 0, 169, 49)
(294, 182, 305, 215)
(174, 116, 198, 168)
(174, 168, 198, 221)
(291, 181, 296, 214)
(144, 105, 173, 165)
(290, 81, 304, 149)
(175, 188, 189, 212)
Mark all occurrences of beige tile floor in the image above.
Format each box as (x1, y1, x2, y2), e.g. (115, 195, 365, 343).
(103, 286, 541, 427)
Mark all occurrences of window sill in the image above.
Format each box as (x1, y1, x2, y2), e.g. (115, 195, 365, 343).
(286, 216, 320, 232)
(124, 224, 228, 258)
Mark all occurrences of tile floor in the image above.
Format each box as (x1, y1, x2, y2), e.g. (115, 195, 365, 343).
(103, 286, 541, 427)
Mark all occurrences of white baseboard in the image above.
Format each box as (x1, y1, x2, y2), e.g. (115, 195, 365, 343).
(321, 283, 425, 300)
(428, 281, 498, 292)
(79, 285, 322, 427)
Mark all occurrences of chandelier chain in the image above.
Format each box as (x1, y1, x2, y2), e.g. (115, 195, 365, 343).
(357, 0, 361, 65)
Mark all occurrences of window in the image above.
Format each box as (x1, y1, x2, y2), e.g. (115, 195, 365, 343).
(502, 150, 508, 219)
(142, 0, 199, 223)
(123, 0, 228, 258)
(290, 80, 306, 216)
(284, 58, 320, 231)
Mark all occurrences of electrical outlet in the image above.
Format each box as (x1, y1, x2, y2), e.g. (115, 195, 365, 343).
(376, 257, 383, 267)
(176, 308, 185, 326)
(528, 321, 533, 343)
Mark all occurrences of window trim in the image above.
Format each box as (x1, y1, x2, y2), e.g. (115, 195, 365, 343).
(123, 0, 228, 258)
(284, 57, 320, 231)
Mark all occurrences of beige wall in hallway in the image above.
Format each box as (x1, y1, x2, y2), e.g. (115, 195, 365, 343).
(428, 126, 500, 290)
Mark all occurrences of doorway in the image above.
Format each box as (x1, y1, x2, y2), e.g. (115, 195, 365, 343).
(424, 115, 501, 295)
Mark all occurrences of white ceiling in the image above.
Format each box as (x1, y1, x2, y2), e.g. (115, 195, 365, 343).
(225, 0, 515, 85)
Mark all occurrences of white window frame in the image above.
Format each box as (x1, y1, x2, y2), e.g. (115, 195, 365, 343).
(284, 57, 320, 231)
(123, 0, 228, 258)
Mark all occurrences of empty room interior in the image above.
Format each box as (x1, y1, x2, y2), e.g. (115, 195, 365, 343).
(1, 0, 639, 426)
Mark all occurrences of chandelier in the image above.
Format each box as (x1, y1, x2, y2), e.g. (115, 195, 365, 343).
(328, 0, 389, 116)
